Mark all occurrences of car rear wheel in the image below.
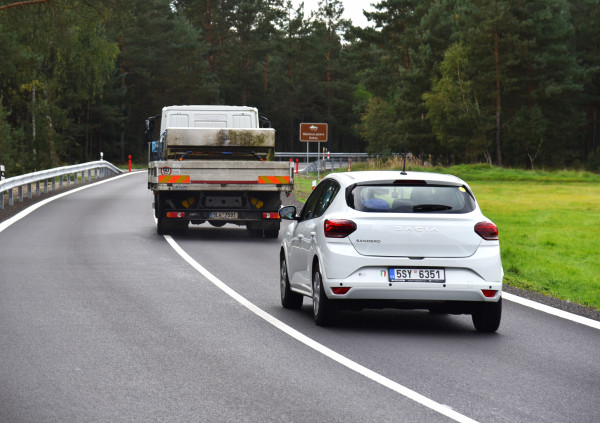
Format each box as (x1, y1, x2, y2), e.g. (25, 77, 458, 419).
(280, 256, 303, 309)
(472, 298, 502, 332)
(312, 267, 336, 326)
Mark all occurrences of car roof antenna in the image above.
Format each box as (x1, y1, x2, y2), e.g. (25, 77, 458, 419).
(400, 152, 408, 175)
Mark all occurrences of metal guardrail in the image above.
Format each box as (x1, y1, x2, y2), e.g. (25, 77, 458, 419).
(0, 161, 123, 210)
(275, 152, 368, 175)
(275, 152, 369, 160)
(301, 161, 321, 174)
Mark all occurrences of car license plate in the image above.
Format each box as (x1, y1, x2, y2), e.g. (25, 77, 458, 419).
(389, 268, 445, 282)
(209, 212, 238, 219)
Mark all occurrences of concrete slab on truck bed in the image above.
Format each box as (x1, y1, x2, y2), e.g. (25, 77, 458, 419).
(165, 128, 275, 147)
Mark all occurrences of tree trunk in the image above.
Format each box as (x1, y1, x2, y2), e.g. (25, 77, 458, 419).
(264, 54, 269, 92)
(494, 23, 503, 166)
(85, 95, 91, 160)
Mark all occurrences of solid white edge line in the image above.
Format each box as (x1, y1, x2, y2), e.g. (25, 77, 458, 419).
(503, 292, 600, 330)
(163, 234, 479, 423)
(0, 172, 137, 234)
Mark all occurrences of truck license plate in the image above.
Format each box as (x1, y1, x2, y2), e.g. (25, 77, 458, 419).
(389, 268, 445, 282)
(209, 212, 238, 219)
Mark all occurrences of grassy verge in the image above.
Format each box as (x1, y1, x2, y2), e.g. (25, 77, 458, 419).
(293, 177, 316, 202)
(472, 181, 599, 309)
(293, 165, 600, 310)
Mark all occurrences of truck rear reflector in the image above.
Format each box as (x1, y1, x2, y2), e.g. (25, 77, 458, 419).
(159, 175, 191, 183)
(258, 176, 291, 184)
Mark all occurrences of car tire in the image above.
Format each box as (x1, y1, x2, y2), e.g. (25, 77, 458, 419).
(312, 267, 336, 326)
(280, 256, 303, 309)
(472, 298, 502, 332)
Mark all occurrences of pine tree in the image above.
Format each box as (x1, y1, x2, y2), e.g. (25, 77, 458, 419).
(571, 0, 600, 170)
(0, 0, 118, 169)
(358, 0, 454, 159)
(453, 0, 583, 167)
(424, 42, 493, 162)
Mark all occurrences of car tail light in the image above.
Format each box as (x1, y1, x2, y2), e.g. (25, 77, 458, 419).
(331, 287, 351, 295)
(481, 289, 498, 298)
(262, 212, 280, 219)
(166, 212, 185, 219)
(475, 222, 498, 240)
(324, 219, 357, 238)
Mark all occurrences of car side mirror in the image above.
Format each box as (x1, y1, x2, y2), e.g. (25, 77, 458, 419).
(279, 205, 297, 220)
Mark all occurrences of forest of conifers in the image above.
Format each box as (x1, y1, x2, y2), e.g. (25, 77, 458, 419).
(0, 0, 599, 176)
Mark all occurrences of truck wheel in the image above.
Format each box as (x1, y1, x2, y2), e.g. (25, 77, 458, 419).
(155, 192, 162, 219)
(263, 221, 280, 238)
(158, 219, 188, 235)
(156, 193, 166, 234)
(157, 217, 167, 235)
(246, 223, 261, 238)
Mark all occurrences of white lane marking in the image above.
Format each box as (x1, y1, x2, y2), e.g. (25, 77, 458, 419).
(503, 292, 600, 330)
(163, 235, 479, 423)
(0, 172, 137, 234)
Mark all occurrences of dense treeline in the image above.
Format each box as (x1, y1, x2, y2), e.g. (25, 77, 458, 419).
(0, 0, 598, 176)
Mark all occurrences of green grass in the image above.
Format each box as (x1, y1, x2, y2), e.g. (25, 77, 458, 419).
(293, 165, 600, 310)
(293, 177, 316, 202)
(348, 159, 600, 182)
(472, 181, 600, 309)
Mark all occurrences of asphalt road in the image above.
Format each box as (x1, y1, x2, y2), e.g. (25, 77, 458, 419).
(1, 172, 598, 422)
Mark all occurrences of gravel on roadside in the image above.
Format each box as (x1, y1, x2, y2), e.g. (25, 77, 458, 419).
(3, 180, 599, 322)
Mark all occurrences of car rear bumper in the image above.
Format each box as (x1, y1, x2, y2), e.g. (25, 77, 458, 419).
(329, 298, 500, 314)
(320, 242, 503, 304)
(323, 280, 502, 302)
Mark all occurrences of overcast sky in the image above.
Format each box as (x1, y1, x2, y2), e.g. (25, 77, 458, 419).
(291, 0, 375, 28)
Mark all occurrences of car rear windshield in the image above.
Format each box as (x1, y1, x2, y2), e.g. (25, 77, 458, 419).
(346, 184, 476, 214)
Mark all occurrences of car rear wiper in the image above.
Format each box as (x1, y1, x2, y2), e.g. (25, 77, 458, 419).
(413, 204, 453, 212)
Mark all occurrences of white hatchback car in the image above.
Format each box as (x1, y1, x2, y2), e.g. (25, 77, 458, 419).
(279, 171, 503, 332)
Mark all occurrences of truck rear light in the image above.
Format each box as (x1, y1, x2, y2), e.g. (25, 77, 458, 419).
(166, 212, 186, 219)
(262, 212, 280, 220)
(475, 222, 498, 240)
(331, 287, 351, 295)
(324, 219, 357, 238)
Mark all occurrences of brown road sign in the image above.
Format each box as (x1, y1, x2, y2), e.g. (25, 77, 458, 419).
(300, 123, 328, 142)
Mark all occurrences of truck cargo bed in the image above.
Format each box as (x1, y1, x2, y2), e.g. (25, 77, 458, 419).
(148, 160, 293, 192)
